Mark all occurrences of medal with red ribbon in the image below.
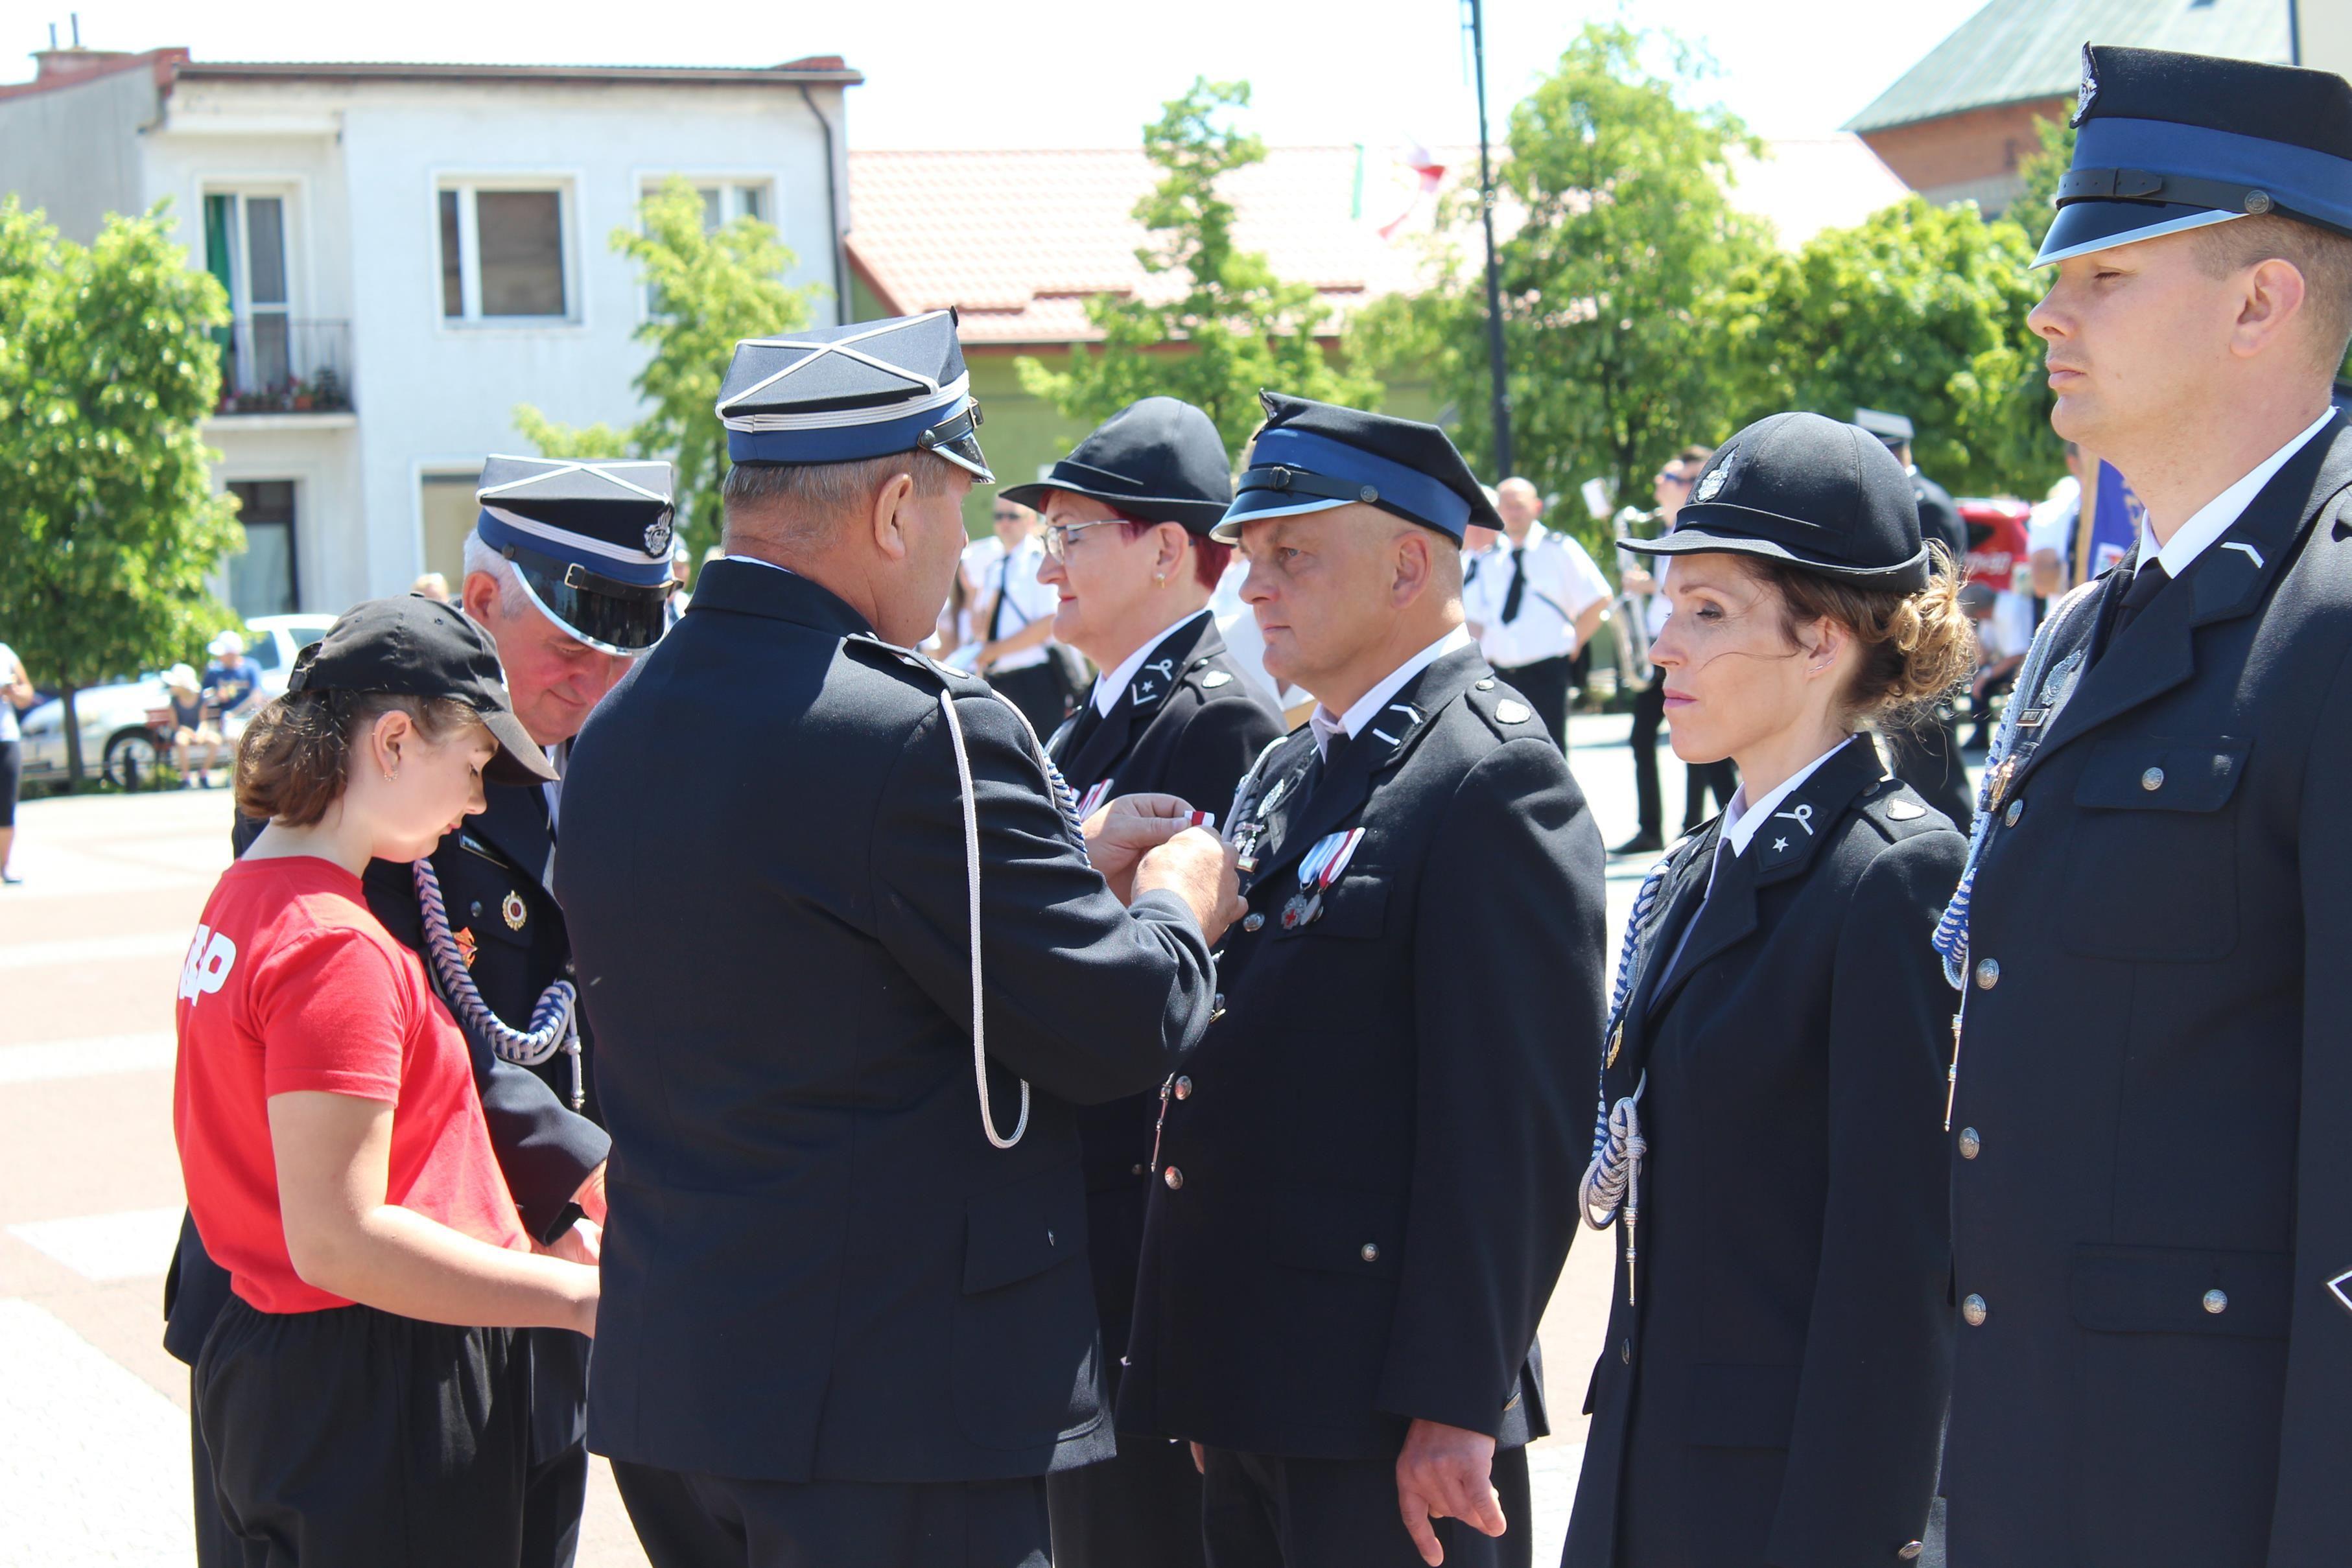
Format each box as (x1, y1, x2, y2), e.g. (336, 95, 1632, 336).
(1280, 827, 1365, 930)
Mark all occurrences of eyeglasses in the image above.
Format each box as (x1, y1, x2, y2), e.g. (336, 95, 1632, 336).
(1655, 471, 1695, 488)
(1042, 519, 1133, 561)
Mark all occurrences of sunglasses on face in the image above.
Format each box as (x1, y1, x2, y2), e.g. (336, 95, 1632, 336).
(1656, 471, 1695, 488)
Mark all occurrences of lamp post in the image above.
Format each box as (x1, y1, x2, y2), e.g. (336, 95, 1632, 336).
(1466, 0, 1513, 476)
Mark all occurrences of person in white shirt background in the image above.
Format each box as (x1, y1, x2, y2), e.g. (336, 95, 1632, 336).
(1463, 476, 1612, 752)
(967, 498, 1078, 736)
(1612, 445, 1732, 854)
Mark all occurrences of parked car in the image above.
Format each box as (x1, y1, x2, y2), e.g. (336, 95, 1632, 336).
(18, 675, 172, 788)
(17, 614, 335, 788)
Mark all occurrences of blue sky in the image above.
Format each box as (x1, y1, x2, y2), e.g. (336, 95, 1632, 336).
(18, 0, 1988, 147)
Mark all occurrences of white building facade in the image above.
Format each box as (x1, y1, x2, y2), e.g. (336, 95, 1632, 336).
(0, 49, 858, 615)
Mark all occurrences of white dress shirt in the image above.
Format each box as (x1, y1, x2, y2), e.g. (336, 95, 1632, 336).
(2139, 407, 2335, 580)
(1090, 610, 1213, 718)
(1308, 627, 1475, 760)
(980, 534, 1055, 673)
(1468, 523, 1614, 669)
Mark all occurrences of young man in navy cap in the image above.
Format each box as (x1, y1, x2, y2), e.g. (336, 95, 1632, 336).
(556, 311, 1241, 1568)
(1937, 45, 2352, 1566)
(165, 454, 676, 1568)
(1118, 392, 1607, 1568)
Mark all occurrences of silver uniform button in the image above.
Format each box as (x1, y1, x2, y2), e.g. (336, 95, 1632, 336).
(2004, 797, 2022, 827)
(1975, 958, 2001, 990)
(1962, 1293, 1988, 1326)
(2203, 1288, 2229, 1315)
(1898, 1542, 1924, 1561)
(1243, 913, 1264, 933)
(1957, 1127, 1981, 1159)
(1163, 1165, 1184, 1191)
(2141, 766, 2165, 791)
(1173, 1075, 1193, 1100)
(1360, 1243, 1380, 1263)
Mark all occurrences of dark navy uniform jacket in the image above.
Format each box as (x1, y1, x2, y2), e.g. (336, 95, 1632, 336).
(1042, 609, 1283, 1387)
(1119, 642, 1606, 1459)
(1567, 736, 1961, 1568)
(1946, 414, 2352, 1567)
(554, 559, 1217, 1484)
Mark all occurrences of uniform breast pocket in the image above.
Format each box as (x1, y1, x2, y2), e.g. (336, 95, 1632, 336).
(2057, 736, 2247, 961)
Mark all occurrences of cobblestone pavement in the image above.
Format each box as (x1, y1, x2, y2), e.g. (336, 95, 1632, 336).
(1, 716, 1962, 1565)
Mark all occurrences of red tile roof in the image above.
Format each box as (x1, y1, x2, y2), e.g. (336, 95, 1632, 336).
(848, 145, 1466, 345)
(848, 137, 1909, 347)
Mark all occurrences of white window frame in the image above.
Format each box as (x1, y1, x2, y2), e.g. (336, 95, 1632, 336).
(635, 170, 781, 320)
(434, 174, 583, 330)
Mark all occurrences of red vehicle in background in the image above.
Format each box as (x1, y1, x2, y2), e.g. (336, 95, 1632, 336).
(1958, 498, 2032, 595)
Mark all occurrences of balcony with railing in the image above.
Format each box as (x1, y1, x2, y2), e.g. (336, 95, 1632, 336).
(213, 317, 354, 416)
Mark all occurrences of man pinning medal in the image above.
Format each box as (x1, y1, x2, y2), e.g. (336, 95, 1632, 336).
(1002, 395, 1286, 1568)
(1118, 393, 1608, 1568)
(555, 310, 1241, 1568)
(166, 454, 677, 1568)
(1937, 45, 2352, 1567)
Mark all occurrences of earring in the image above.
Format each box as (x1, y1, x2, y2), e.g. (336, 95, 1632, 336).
(1155, 572, 1166, 586)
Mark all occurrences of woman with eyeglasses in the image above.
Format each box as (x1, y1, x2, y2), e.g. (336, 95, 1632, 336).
(1568, 414, 1970, 1568)
(1002, 397, 1284, 1568)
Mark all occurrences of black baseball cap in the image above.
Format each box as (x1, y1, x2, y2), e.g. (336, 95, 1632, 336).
(1622, 412, 1931, 592)
(287, 595, 559, 785)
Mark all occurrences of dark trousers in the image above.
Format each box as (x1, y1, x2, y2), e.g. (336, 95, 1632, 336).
(1496, 654, 1573, 752)
(189, 1334, 587, 1568)
(1629, 681, 1667, 837)
(1048, 1434, 1208, 1568)
(1199, 1444, 1532, 1568)
(194, 1296, 533, 1567)
(985, 662, 1073, 743)
(1684, 757, 1737, 832)
(611, 1460, 1050, 1568)
(1886, 707, 1975, 833)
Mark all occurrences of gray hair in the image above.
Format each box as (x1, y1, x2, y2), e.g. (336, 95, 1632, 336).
(721, 451, 958, 559)
(460, 529, 527, 621)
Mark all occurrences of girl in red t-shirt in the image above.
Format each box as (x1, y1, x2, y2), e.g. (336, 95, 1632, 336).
(174, 597, 596, 1565)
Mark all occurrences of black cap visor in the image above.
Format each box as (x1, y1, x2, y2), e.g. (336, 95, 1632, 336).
(504, 544, 672, 655)
(480, 707, 559, 786)
(915, 400, 993, 482)
(1626, 515, 1931, 592)
(2034, 199, 2246, 266)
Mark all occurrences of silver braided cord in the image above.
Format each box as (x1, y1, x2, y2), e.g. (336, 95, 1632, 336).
(412, 857, 585, 1110)
(1581, 856, 1673, 1304)
(938, 685, 1031, 1150)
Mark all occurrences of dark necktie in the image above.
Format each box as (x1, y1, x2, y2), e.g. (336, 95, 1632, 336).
(2107, 561, 2172, 648)
(989, 556, 1013, 641)
(1055, 699, 1103, 766)
(1501, 546, 1529, 624)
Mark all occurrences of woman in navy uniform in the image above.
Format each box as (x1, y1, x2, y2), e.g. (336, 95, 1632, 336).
(1569, 413, 1973, 1568)
(1004, 398, 1284, 1568)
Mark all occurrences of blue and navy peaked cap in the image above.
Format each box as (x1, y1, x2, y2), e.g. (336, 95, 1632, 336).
(2038, 44, 2352, 266)
(716, 309, 991, 480)
(1213, 391, 1501, 544)
(475, 455, 677, 655)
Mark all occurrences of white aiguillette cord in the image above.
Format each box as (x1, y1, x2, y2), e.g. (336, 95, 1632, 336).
(937, 686, 1031, 1150)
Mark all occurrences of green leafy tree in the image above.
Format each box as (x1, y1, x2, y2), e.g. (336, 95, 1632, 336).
(517, 178, 823, 559)
(1718, 196, 2058, 495)
(1351, 24, 1772, 546)
(0, 197, 242, 786)
(2011, 115, 2075, 253)
(1017, 79, 1378, 460)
